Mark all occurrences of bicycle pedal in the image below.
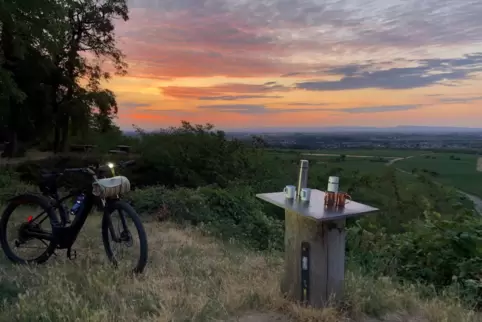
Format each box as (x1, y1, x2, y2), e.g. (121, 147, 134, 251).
(66, 248, 77, 260)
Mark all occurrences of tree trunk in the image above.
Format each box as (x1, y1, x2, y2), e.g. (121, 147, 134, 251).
(2, 130, 18, 158)
(1, 18, 19, 158)
(50, 60, 61, 153)
(53, 125, 61, 153)
(53, 94, 61, 153)
(59, 114, 70, 152)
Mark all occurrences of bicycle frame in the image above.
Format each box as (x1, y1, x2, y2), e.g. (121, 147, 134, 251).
(50, 192, 96, 249)
(31, 174, 126, 252)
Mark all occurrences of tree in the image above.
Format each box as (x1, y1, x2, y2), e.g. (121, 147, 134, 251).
(0, 0, 62, 156)
(251, 135, 267, 148)
(50, 0, 129, 152)
(0, 0, 129, 155)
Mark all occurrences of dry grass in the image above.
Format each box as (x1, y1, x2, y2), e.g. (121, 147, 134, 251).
(0, 149, 54, 166)
(0, 217, 479, 322)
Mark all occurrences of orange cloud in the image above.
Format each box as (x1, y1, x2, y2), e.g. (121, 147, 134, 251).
(161, 82, 289, 100)
(108, 1, 482, 130)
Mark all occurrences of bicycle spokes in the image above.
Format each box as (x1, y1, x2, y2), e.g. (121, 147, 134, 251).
(6, 205, 53, 261)
(119, 230, 133, 247)
(107, 210, 139, 268)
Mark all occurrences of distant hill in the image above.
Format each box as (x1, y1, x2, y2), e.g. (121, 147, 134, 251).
(122, 125, 482, 135)
(122, 130, 140, 137)
(225, 125, 482, 134)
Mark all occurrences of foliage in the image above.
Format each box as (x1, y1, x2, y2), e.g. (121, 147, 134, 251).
(128, 121, 275, 189)
(127, 185, 283, 251)
(0, 168, 35, 203)
(0, 0, 129, 155)
(13, 153, 130, 191)
(348, 209, 482, 306)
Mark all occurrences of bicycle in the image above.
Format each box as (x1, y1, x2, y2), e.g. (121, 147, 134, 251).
(0, 160, 148, 274)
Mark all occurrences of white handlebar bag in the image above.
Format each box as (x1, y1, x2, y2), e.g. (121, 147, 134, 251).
(92, 176, 131, 198)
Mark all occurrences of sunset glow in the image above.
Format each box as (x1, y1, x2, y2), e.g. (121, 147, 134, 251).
(108, 0, 482, 130)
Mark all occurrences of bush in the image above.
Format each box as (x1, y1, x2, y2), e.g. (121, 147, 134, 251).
(12, 121, 288, 192)
(0, 168, 36, 203)
(14, 154, 131, 190)
(130, 122, 274, 188)
(348, 209, 482, 307)
(127, 185, 283, 251)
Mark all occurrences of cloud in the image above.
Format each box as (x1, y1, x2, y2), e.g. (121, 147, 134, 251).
(116, 0, 482, 79)
(121, 47, 294, 78)
(198, 95, 282, 101)
(194, 104, 306, 114)
(119, 101, 151, 110)
(339, 104, 422, 113)
(161, 82, 290, 100)
(195, 104, 423, 114)
(285, 102, 331, 106)
(196, 104, 272, 114)
(196, 104, 341, 114)
(295, 53, 482, 91)
(438, 96, 482, 104)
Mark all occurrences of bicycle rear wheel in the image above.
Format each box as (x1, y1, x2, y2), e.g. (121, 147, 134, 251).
(101, 200, 148, 274)
(0, 193, 58, 264)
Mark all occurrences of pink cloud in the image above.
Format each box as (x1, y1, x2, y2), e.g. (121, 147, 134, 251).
(114, 8, 312, 78)
(161, 82, 290, 99)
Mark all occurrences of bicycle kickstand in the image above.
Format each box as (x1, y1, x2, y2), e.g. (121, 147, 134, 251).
(66, 247, 77, 260)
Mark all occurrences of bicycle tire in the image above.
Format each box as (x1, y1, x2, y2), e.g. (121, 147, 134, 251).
(101, 200, 148, 274)
(0, 193, 58, 264)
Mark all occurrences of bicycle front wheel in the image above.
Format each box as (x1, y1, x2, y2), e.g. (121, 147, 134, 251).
(101, 200, 148, 274)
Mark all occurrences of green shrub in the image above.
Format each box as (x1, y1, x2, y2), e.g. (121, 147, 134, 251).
(348, 209, 482, 307)
(14, 154, 130, 189)
(14, 121, 282, 191)
(0, 168, 36, 203)
(127, 185, 283, 251)
(130, 122, 274, 188)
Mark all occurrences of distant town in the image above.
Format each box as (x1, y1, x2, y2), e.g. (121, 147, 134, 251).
(125, 126, 482, 152)
(227, 130, 482, 152)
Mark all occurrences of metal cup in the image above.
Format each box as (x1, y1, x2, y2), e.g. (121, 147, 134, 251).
(335, 192, 351, 208)
(324, 191, 336, 207)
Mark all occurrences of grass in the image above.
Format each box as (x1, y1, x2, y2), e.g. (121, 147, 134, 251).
(267, 151, 394, 174)
(309, 157, 392, 173)
(0, 150, 53, 166)
(0, 217, 479, 322)
(397, 153, 482, 198)
(266, 148, 431, 175)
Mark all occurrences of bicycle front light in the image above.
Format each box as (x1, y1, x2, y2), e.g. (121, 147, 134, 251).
(107, 162, 115, 176)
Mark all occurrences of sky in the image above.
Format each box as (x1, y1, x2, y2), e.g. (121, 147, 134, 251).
(107, 0, 482, 131)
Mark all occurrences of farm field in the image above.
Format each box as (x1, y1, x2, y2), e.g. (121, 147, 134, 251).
(268, 148, 482, 206)
(267, 148, 429, 158)
(397, 153, 482, 198)
(267, 148, 416, 174)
